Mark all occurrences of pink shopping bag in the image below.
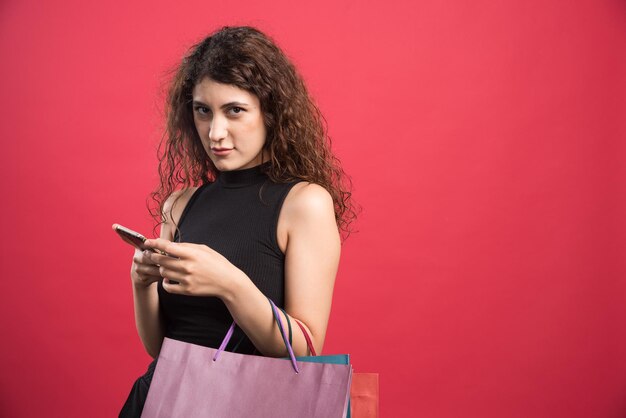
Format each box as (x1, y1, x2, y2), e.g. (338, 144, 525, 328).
(141, 298, 352, 418)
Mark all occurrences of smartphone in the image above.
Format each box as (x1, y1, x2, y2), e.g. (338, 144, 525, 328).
(112, 223, 169, 256)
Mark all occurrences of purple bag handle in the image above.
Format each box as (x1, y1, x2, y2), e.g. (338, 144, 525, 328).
(212, 298, 300, 374)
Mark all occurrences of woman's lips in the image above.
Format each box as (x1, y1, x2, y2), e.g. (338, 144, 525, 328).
(211, 148, 233, 156)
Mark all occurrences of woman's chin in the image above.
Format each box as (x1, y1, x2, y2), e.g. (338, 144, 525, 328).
(210, 159, 231, 171)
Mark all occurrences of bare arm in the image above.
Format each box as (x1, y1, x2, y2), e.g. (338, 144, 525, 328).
(222, 183, 340, 357)
(130, 188, 197, 358)
(131, 276, 164, 359)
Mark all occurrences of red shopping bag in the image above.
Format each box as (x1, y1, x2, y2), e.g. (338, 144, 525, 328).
(351, 373, 379, 418)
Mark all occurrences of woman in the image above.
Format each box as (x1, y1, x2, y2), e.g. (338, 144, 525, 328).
(119, 25, 358, 417)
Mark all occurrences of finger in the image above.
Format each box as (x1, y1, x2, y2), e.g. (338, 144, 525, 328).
(161, 278, 184, 294)
(135, 274, 162, 286)
(158, 265, 185, 283)
(135, 249, 157, 264)
(144, 238, 187, 259)
(135, 247, 156, 259)
(144, 250, 182, 268)
(137, 264, 161, 276)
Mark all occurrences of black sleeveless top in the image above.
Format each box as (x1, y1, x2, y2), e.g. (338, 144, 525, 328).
(157, 161, 302, 354)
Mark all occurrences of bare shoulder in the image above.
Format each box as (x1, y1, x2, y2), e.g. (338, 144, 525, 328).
(284, 182, 334, 214)
(160, 186, 200, 240)
(277, 182, 338, 254)
(163, 187, 199, 216)
(282, 182, 336, 231)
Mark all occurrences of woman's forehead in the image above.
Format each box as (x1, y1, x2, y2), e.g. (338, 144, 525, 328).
(192, 77, 258, 105)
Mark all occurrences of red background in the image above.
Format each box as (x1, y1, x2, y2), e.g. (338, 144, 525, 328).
(1, 0, 625, 417)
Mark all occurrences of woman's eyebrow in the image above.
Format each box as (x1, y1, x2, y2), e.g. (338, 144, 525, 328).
(192, 100, 250, 109)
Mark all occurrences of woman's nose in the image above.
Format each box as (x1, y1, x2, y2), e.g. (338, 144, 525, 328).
(208, 115, 228, 142)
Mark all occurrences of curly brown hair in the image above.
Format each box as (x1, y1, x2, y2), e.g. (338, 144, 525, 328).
(147, 25, 360, 243)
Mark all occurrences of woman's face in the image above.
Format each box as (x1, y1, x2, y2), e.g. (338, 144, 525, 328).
(192, 77, 269, 171)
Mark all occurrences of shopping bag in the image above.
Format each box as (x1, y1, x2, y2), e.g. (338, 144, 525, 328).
(273, 305, 352, 418)
(276, 305, 378, 418)
(350, 373, 379, 418)
(141, 297, 352, 418)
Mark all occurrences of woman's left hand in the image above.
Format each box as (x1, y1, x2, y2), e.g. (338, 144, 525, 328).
(143, 238, 239, 298)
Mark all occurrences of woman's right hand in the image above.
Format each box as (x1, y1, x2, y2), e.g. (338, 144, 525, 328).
(130, 248, 163, 288)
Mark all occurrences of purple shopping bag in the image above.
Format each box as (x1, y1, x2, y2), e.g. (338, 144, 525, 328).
(141, 298, 352, 418)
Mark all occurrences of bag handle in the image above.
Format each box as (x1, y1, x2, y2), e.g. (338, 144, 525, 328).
(268, 298, 300, 373)
(292, 317, 317, 357)
(273, 302, 318, 358)
(277, 306, 293, 347)
(213, 298, 301, 374)
(277, 306, 317, 357)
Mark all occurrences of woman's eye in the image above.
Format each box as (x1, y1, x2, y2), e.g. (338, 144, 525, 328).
(193, 106, 243, 117)
(194, 106, 209, 115)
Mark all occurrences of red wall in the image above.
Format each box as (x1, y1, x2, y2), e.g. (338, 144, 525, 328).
(1, 0, 624, 417)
